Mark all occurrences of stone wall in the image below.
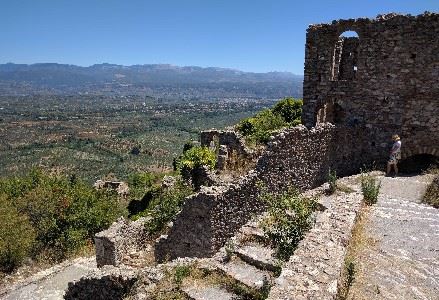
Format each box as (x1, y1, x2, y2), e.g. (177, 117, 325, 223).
(95, 217, 147, 267)
(155, 124, 369, 261)
(302, 12, 439, 163)
(65, 267, 137, 300)
(200, 129, 256, 171)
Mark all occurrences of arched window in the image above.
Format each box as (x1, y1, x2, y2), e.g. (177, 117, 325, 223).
(332, 31, 359, 80)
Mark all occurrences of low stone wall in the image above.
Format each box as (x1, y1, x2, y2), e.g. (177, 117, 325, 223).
(64, 266, 138, 300)
(257, 125, 335, 191)
(95, 217, 147, 267)
(156, 124, 369, 261)
(155, 172, 262, 261)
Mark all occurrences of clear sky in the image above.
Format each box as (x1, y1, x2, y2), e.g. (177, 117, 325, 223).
(0, 0, 437, 74)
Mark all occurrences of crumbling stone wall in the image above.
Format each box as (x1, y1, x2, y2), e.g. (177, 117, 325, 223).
(302, 12, 439, 163)
(95, 217, 147, 267)
(65, 267, 137, 300)
(200, 129, 256, 171)
(156, 124, 369, 260)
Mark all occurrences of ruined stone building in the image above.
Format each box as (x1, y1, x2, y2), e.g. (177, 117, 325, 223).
(302, 12, 439, 164)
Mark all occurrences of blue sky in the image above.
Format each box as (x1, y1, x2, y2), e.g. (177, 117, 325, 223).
(0, 0, 437, 74)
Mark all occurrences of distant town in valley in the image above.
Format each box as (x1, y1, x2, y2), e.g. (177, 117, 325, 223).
(0, 62, 302, 181)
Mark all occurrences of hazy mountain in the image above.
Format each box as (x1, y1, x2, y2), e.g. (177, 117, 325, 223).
(0, 63, 303, 99)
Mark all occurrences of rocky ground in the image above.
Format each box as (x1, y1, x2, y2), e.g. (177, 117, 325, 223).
(347, 174, 439, 300)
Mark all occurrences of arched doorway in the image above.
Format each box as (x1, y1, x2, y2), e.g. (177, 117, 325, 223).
(399, 148, 439, 173)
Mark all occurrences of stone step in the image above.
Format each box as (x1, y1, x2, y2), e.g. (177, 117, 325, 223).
(234, 244, 279, 272)
(216, 257, 273, 291)
(238, 225, 267, 244)
(181, 283, 239, 300)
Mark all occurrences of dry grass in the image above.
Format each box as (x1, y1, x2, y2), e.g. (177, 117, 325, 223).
(180, 262, 269, 300)
(337, 205, 377, 300)
(423, 175, 439, 208)
(126, 265, 194, 300)
(337, 183, 356, 194)
(0, 242, 96, 289)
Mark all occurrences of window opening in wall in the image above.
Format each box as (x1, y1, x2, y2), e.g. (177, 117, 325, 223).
(332, 30, 359, 81)
(316, 99, 345, 124)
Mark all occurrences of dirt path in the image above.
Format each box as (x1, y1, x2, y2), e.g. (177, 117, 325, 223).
(347, 174, 439, 300)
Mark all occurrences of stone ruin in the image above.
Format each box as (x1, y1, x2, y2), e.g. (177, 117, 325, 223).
(154, 12, 438, 261)
(93, 180, 130, 197)
(302, 12, 439, 162)
(69, 12, 438, 299)
(200, 129, 258, 173)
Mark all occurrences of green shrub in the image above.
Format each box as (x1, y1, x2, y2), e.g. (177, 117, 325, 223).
(173, 265, 191, 285)
(272, 97, 303, 123)
(175, 146, 216, 172)
(237, 109, 287, 144)
(345, 259, 356, 288)
(360, 174, 381, 205)
(0, 169, 127, 270)
(137, 179, 193, 235)
(327, 169, 337, 194)
(127, 172, 162, 200)
(261, 188, 317, 261)
(0, 195, 36, 272)
(236, 98, 302, 145)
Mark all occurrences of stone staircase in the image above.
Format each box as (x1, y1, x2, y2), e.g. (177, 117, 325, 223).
(177, 215, 281, 300)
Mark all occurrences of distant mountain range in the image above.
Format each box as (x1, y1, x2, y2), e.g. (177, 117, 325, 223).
(0, 63, 303, 99)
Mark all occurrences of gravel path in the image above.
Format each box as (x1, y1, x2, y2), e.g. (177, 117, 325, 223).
(348, 174, 439, 300)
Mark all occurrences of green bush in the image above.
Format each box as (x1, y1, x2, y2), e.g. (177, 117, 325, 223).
(237, 109, 287, 144)
(236, 98, 302, 145)
(135, 179, 193, 235)
(0, 195, 36, 272)
(0, 169, 127, 270)
(127, 172, 163, 200)
(173, 265, 191, 285)
(327, 169, 337, 194)
(261, 188, 317, 261)
(272, 97, 303, 123)
(360, 174, 381, 205)
(175, 146, 216, 172)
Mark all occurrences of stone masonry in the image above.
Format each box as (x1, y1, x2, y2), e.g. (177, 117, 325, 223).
(155, 124, 368, 261)
(95, 217, 147, 267)
(302, 12, 439, 162)
(200, 129, 257, 171)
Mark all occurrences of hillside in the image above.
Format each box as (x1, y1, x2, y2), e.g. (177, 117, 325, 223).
(0, 63, 303, 99)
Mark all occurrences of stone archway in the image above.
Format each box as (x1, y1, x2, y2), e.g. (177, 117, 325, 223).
(399, 146, 439, 173)
(401, 146, 438, 160)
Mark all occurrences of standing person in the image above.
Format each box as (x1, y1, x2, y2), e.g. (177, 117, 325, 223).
(387, 134, 402, 177)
